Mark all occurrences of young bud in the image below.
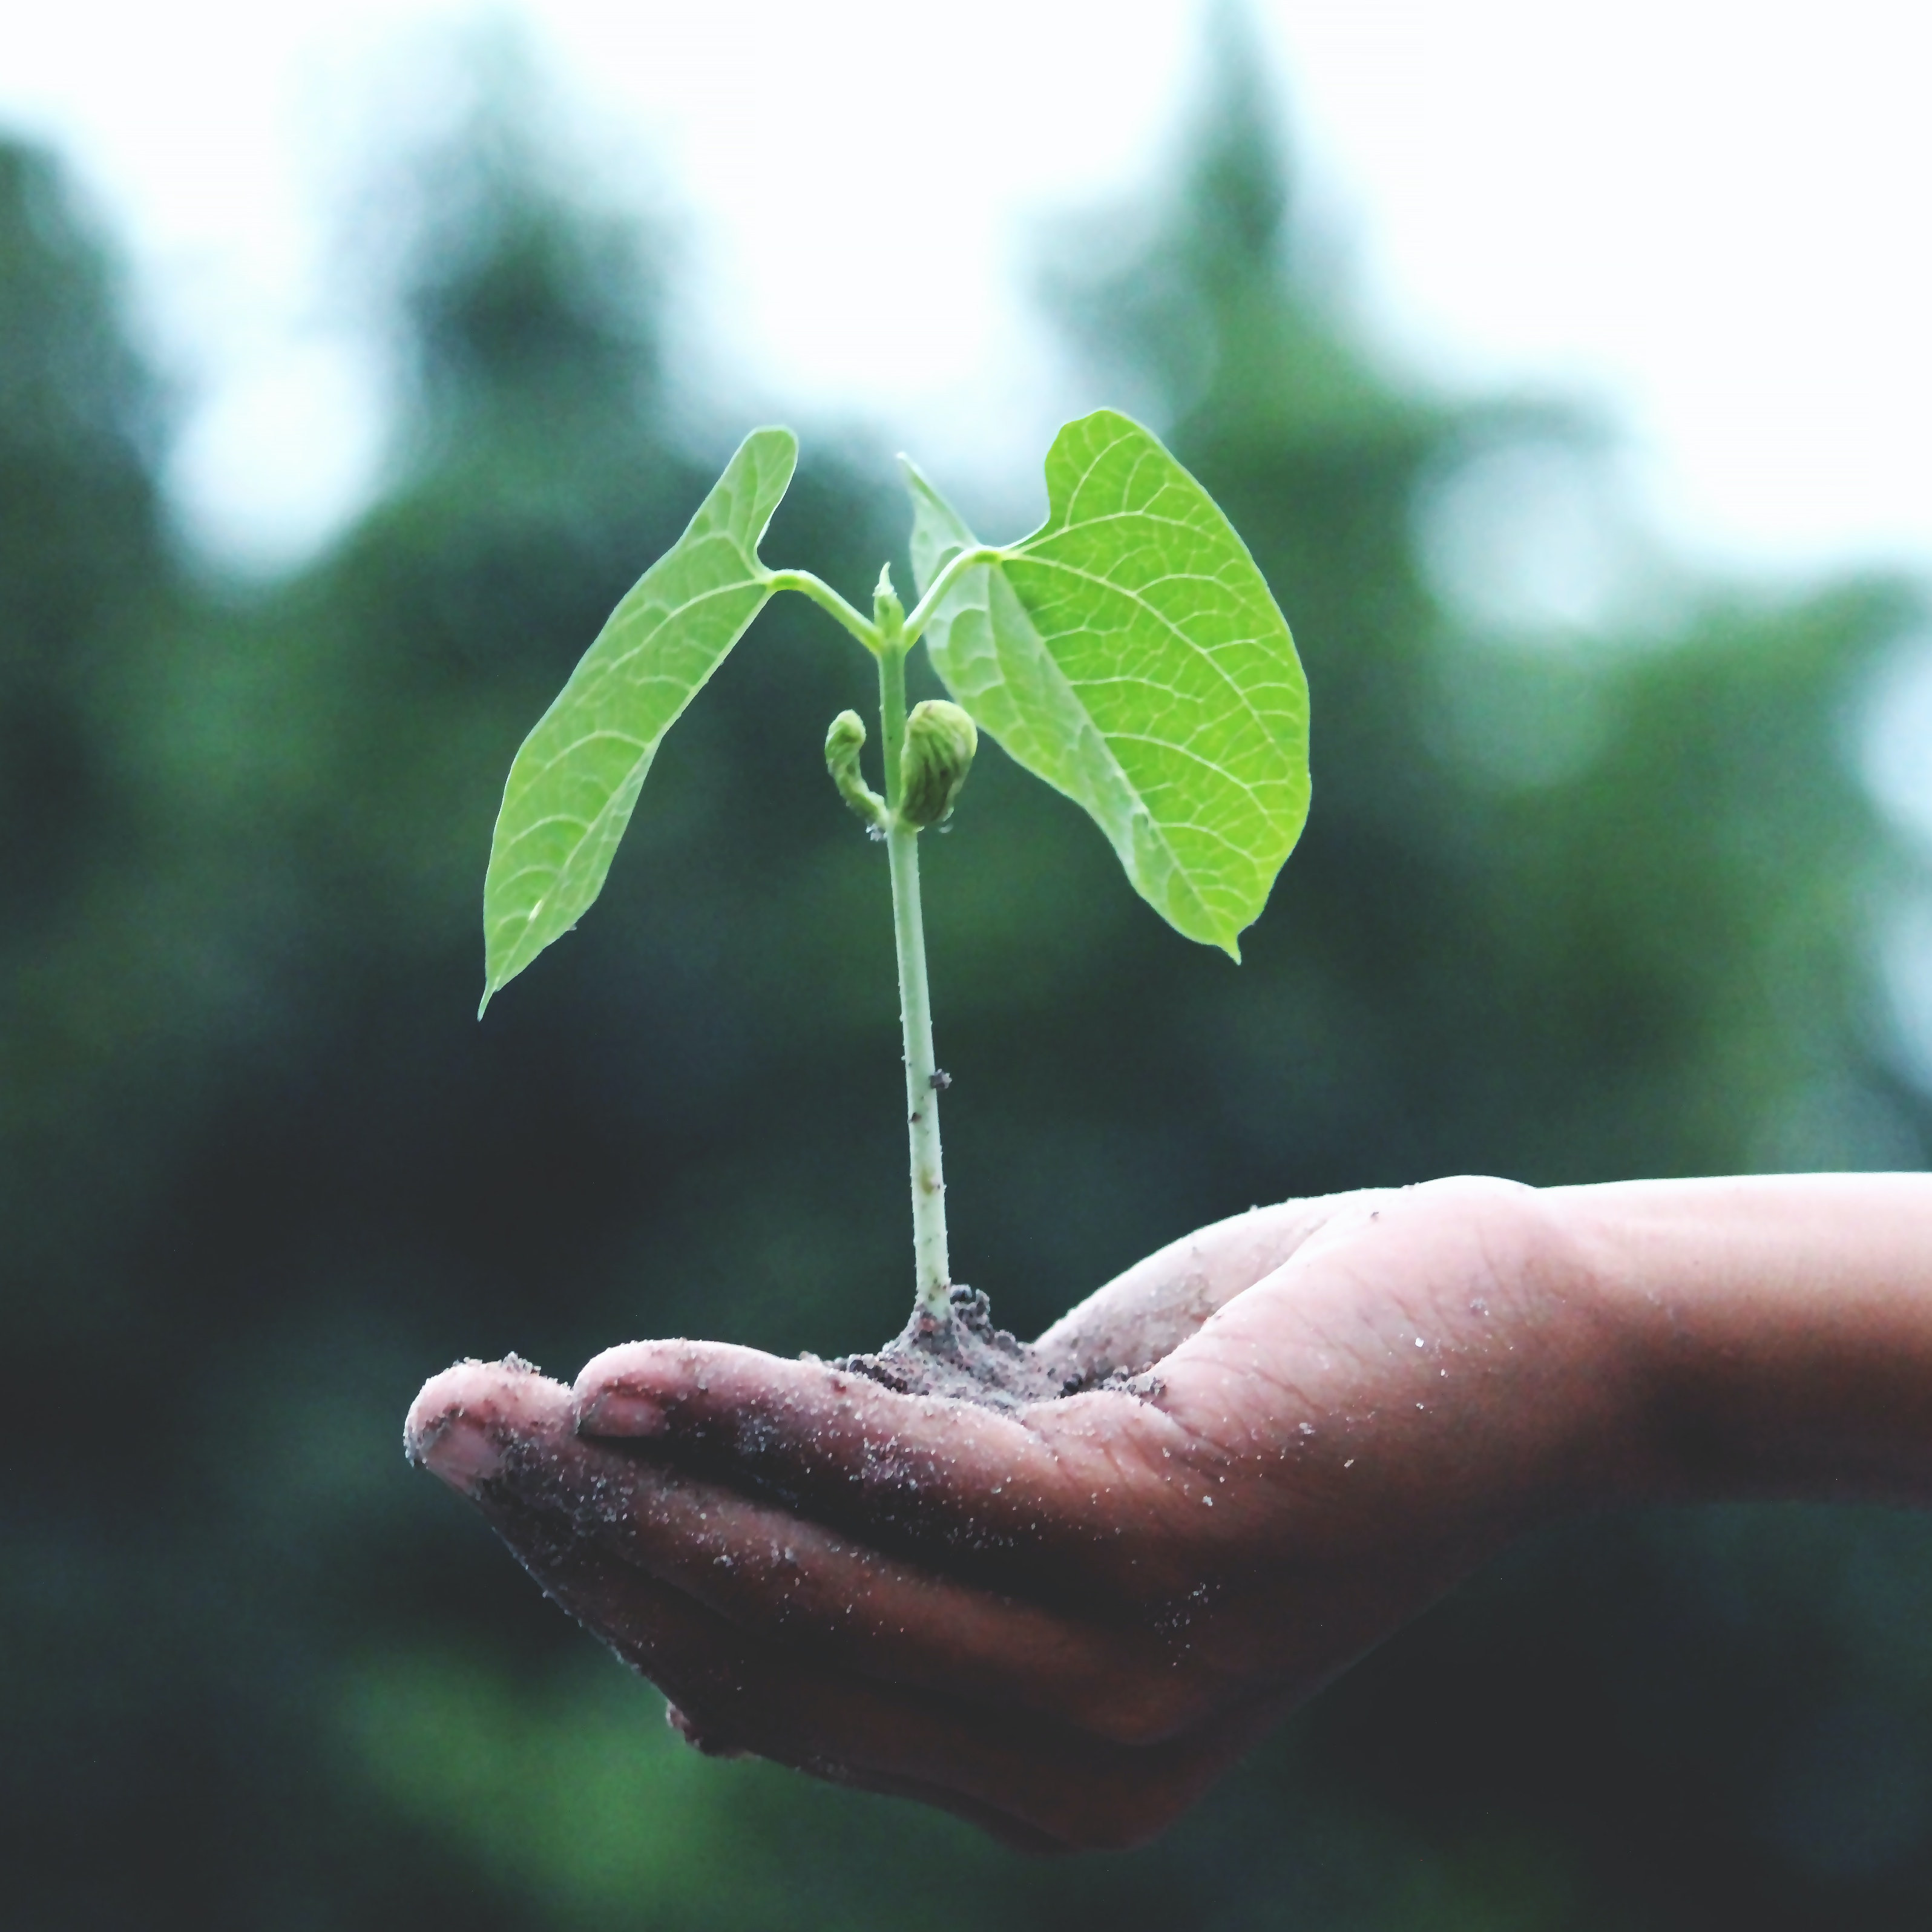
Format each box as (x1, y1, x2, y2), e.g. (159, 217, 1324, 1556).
(898, 700, 979, 829)
(824, 711, 889, 833)
(873, 563, 905, 639)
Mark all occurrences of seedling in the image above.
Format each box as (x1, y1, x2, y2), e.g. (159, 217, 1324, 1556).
(480, 410, 1309, 1337)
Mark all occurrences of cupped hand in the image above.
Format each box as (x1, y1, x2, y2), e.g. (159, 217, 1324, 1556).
(406, 1176, 1635, 1851)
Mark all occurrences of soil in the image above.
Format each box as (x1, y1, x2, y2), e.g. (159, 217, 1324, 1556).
(832, 1284, 1086, 1412)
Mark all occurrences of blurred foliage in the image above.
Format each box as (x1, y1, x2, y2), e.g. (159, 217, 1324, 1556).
(5, 28, 1932, 1930)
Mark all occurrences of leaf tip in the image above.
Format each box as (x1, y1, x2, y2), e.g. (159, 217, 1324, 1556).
(478, 956, 516, 1018)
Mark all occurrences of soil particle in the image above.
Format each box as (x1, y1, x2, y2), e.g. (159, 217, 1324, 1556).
(835, 1285, 1168, 1413)
(833, 1286, 1089, 1412)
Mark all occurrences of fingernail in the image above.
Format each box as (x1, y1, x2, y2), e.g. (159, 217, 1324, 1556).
(577, 1389, 668, 1438)
(416, 1414, 503, 1494)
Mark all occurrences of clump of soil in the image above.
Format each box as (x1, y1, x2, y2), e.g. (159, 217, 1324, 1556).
(833, 1284, 1083, 1412)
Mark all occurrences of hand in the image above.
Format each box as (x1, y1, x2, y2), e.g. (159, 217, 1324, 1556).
(406, 1176, 1634, 1850)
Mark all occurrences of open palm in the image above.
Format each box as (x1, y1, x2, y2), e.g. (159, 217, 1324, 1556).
(408, 1177, 1623, 1850)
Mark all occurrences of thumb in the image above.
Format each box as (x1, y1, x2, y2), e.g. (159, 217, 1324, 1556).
(1037, 1194, 1381, 1379)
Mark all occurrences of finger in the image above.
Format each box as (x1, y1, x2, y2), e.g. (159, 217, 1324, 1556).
(415, 1358, 1220, 1740)
(560, 1562, 1240, 1853)
(646, 1620, 1260, 1854)
(407, 1355, 572, 1486)
(1037, 1192, 1382, 1377)
(573, 1342, 1214, 1589)
(411, 1364, 1247, 1848)
(579, 1441, 1223, 1744)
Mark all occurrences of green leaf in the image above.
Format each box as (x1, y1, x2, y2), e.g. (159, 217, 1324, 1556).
(907, 409, 1307, 956)
(480, 427, 797, 1011)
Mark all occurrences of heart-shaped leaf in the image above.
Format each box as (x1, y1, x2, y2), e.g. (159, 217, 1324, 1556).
(480, 427, 796, 1011)
(907, 410, 1307, 956)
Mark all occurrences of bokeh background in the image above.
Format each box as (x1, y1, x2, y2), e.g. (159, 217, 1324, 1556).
(9, 4, 1932, 1925)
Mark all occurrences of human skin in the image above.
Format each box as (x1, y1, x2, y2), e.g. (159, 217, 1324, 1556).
(404, 1173, 1932, 1853)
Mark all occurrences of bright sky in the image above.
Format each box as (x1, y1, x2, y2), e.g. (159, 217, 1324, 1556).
(3, 0, 1928, 587)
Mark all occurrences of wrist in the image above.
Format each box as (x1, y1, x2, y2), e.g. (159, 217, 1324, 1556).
(1546, 1174, 1932, 1508)
(1536, 1182, 1705, 1508)
(1476, 1180, 1675, 1517)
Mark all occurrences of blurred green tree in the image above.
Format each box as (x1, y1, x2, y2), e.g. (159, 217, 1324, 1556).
(4, 22, 1929, 1930)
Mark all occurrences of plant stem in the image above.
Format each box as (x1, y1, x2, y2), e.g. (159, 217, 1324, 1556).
(876, 634, 953, 1321)
(764, 569, 881, 652)
(899, 544, 1005, 649)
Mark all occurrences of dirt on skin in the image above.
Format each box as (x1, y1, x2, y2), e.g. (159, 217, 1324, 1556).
(831, 1284, 1149, 1412)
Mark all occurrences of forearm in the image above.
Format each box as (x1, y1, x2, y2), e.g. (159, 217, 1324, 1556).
(1554, 1174, 1932, 1506)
